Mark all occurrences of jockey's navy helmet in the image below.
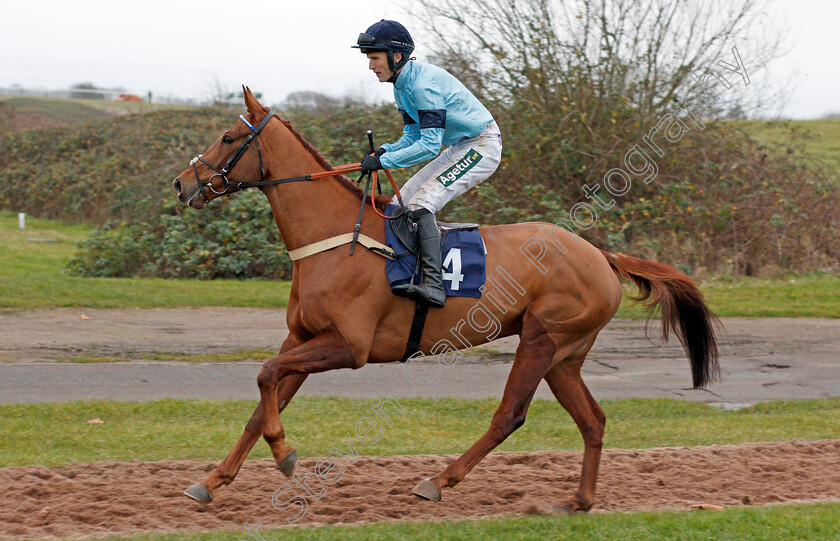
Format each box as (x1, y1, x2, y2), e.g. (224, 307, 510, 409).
(352, 20, 414, 80)
(352, 19, 415, 56)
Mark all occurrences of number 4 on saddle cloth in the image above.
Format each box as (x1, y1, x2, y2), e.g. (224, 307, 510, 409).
(384, 204, 487, 298)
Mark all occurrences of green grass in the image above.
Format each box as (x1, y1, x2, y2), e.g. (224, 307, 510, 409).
(0, 95, 187, 124)
(698, 274, 840, 317)
(81, 502, 840, 541)
(0, 212, 290, 309)
(739, 117, 840, 172)
(0, 397, 838, 468)
(0, 96, 115, 126)
(615, 273, 840, 319)
(55, 356, 130, 364)
(2, 211, 838, 315)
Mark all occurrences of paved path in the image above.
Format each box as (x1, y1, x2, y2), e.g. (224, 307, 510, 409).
(1, 309, 837, 408)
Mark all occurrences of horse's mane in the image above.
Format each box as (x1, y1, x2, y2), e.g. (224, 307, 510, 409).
(275, 114, 393, 209)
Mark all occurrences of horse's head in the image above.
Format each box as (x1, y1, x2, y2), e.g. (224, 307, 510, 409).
(173, 86, 272, 209)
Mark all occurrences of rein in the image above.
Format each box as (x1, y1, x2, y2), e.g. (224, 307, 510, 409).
(189, 112, 409, 260)
(190, 112, 404, 209)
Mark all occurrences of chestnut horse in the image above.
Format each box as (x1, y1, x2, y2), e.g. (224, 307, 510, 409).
(172, 88, 719, 512)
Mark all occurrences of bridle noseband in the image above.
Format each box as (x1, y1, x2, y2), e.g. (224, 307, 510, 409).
(190, 111, 275, 199)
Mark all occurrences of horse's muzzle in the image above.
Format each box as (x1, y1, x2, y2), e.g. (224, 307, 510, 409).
(173, 177, 206, 209)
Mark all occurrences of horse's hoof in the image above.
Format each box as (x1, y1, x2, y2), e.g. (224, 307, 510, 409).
(278, 449, 297, 477)
(411, 479, 442, 502)
(183, 483, 213, 504)
(554, 499, 591, 515)
(552, 504, 576, 515)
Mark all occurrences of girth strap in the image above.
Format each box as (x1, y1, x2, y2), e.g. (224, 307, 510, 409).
(288, 233, 396, 261)
(400, 302, 430, 362)
(288, 233, 431, 364)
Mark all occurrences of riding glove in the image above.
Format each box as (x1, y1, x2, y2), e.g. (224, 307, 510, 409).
(360, 154, 384, 173)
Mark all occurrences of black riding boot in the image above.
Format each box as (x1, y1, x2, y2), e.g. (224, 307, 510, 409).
(393, 208, 446, 308)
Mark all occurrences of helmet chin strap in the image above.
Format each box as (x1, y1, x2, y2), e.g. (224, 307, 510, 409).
(386, 51, 412, 83)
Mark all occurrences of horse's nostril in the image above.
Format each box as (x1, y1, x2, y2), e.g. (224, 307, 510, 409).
(173, 178, 182, 195)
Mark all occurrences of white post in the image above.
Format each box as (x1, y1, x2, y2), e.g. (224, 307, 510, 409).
(18, 213, 25, 229)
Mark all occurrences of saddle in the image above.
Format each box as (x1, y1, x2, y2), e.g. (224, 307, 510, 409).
(389, 206, 479, 256)
(383, 205, 486, 363)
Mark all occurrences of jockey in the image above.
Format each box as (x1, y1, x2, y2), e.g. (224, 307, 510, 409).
(352, 19, 502, 309)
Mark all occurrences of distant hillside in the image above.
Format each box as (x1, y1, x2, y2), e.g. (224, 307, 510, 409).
(736, 118, 840, 174)
(0, 96, 188, 133)
(0, 100, 404, 280)
(0, 107, 235, 223)
(0, 101, 403, 225)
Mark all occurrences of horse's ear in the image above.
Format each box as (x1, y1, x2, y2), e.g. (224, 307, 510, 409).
(242, 85, 268, 119)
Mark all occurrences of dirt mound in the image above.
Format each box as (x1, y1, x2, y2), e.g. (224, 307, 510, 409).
(2, 440, 839, 539)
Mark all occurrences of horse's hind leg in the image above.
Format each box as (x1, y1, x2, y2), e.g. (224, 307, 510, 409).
(543, 358, 606, 513)
(184, 373, 308, 503)
(412, 312, 558, 501)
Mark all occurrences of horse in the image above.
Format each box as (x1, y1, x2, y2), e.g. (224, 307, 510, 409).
(172, 87, 719, 513)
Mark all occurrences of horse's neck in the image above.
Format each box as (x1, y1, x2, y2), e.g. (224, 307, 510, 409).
(261, 131, 364, 252)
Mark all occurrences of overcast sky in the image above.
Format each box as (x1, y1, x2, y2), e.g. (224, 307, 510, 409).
(2, 0, 838, 118)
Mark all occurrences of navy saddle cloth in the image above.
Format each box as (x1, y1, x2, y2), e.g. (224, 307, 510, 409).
(384, 204, 486, 298)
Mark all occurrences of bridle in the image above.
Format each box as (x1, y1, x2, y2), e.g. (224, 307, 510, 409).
(187, 112, 408, 234)
(189, 111, 377, 202)
(185, 110, 413, 258)
(189, 112, 275, 200)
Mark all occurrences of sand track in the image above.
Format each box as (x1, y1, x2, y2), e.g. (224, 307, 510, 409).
(2, 440, 839, 539)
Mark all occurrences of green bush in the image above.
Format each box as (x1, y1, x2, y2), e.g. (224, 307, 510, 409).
(0, 108, 237, 224)
(67, 191, 292, 279)
(3, 98, 838, 279)
(2, 102, 412, 279)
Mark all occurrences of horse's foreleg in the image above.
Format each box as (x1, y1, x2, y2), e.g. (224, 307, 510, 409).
(543, 360, 605, 513)
(412, 313, 556, 501)
(258, 328, 360, 470)
(184, 373, 308, 503)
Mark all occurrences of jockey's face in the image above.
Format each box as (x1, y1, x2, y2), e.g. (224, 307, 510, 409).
(366, 51, 402, 83)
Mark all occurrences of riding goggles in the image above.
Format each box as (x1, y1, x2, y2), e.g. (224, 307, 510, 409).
(356, 32, 413, 50)
(357, 32, 377, 46)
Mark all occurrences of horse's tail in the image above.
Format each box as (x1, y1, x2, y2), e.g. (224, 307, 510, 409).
(599, 249, 720, 389)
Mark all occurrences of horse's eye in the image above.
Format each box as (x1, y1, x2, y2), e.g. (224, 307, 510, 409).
(222, 135, 234, 144)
